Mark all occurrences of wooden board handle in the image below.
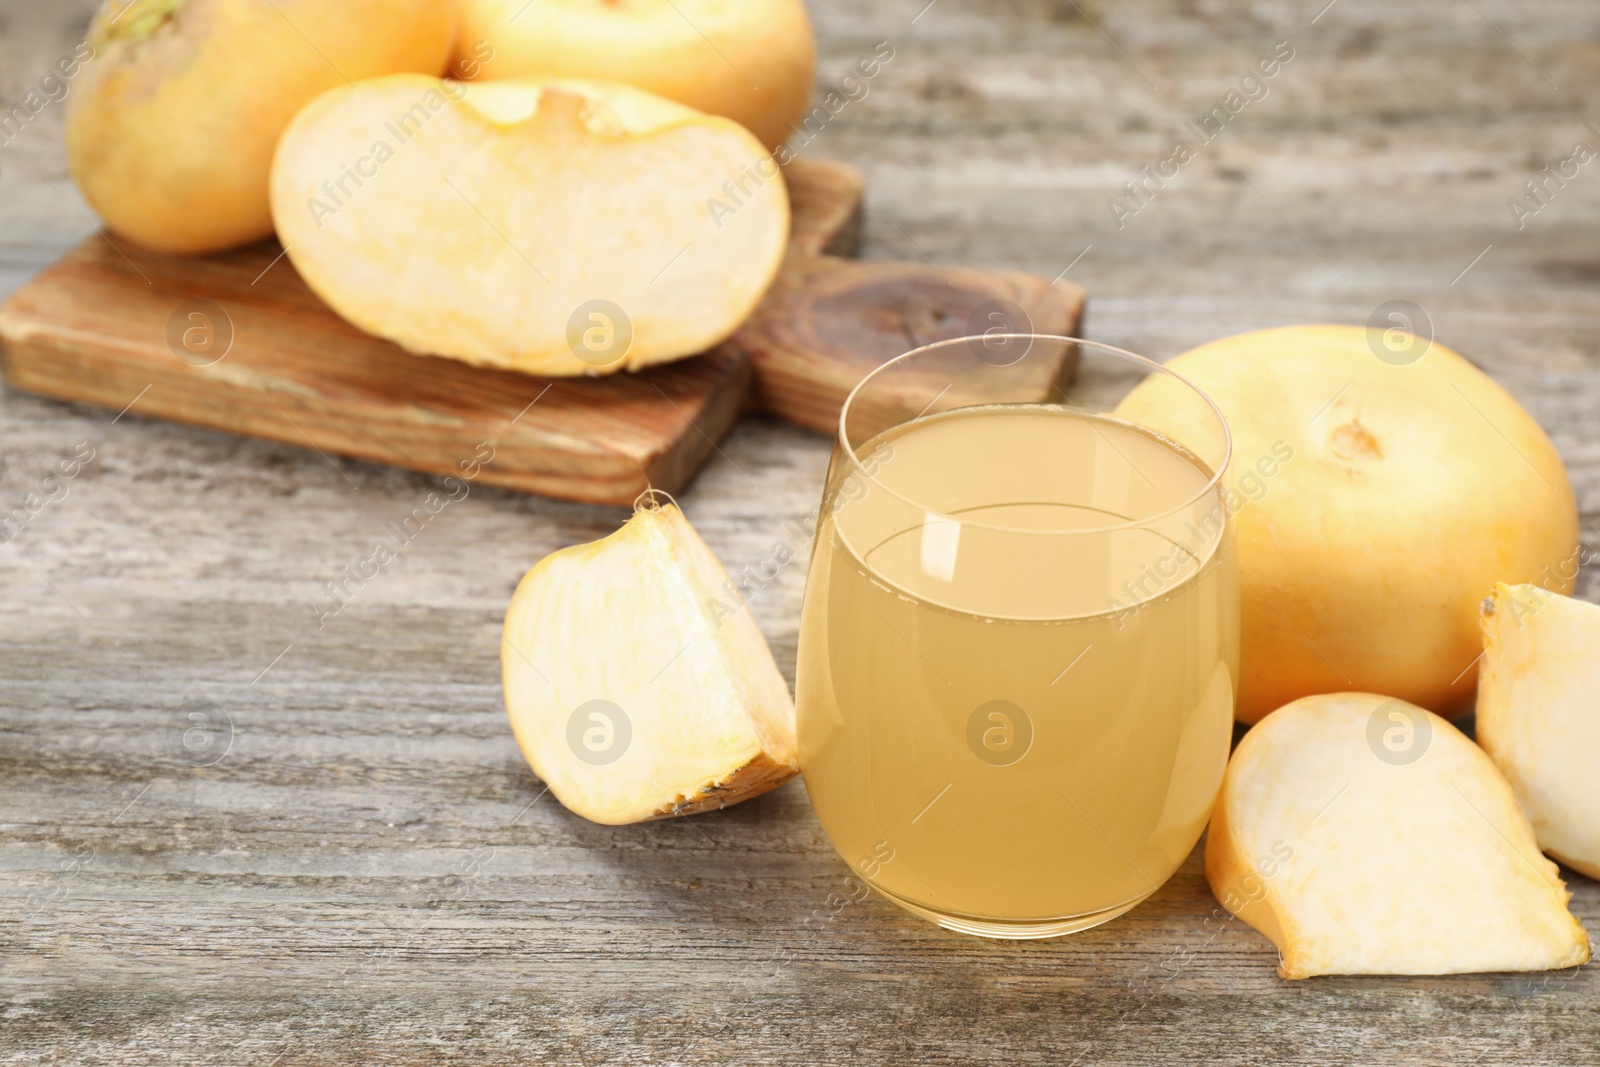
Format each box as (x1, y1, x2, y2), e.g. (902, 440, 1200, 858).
(738, 252, 1087, 434)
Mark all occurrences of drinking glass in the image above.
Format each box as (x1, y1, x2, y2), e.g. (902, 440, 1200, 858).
(795, 334, 1238, 938)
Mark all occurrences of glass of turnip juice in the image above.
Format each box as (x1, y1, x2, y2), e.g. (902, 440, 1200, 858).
(796, 334, 1238, 938)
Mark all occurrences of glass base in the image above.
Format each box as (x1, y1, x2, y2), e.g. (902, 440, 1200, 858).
(872, 883, 1152, 939)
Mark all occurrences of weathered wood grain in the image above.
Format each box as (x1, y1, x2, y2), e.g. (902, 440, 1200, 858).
(3, 0, 1600, 1064)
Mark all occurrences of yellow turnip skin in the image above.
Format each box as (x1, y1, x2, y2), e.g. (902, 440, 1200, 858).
(1116, 325, 1578, 723)
(452, 0, 815, 151)
(66, 0, 456, 254)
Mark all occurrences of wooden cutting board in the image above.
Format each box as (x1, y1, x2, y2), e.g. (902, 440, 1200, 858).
(0, 158, 1084, 505)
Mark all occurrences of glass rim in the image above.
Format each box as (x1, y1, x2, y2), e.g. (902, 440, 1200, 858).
(835, 333, 1235, 537)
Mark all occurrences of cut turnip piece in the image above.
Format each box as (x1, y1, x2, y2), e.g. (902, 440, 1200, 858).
(272, 75, 789, 376)
(1479, 583, 1600, 881)
(501, 501, 797, 824)
(1207, 692, 1590, 978)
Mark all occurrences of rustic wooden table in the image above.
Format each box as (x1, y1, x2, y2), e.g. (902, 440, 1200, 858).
(4, 0, 1599, 1062)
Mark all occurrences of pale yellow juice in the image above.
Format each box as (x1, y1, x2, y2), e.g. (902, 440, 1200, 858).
(796, 404, 1238, 930)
